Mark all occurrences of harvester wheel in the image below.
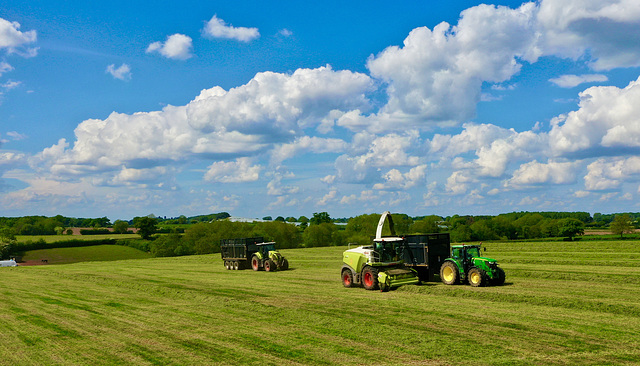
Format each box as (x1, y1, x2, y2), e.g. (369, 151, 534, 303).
(362, 266, 379, 291)
(440, 262, 459, 285)
(251, 256, 260, 271)
(468, 268, 487, 287)
(281, 258, 289, 270)
(264, 259, 276, 272)
(492, 267, 506, 286)
(341, 269, 354, 288)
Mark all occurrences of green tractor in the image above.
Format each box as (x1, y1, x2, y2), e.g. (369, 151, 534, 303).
(220, 237, 289, 271)
(341, 211, 420, 292)
(440, 244, 505, 287)
(250, 242, 289, 272)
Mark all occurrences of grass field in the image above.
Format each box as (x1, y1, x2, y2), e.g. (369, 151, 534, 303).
(16, 234, 140, 243)
(20, 245, 152, 264)
(1, 241, 639, 365)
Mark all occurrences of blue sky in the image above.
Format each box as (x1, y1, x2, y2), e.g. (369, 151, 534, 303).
(2, 0, 640, 221)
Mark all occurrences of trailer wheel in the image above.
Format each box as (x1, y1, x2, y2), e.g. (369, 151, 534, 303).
(224, 261, 230, 270)
(492, 267, 505, 286)
(468, 268, 487, 287)
(440, 262, 459, 285)
(232, 261, 239, 270)
(362, 266, 379, 291)
(251, 256, 260, 271)
(280, 258, 289, 270)
(264, 259, 275, 272)
(341, 269, 353, 288)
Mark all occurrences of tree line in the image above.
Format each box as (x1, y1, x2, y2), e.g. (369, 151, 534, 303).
(2, 211, 638, 260)
(107, 211, 638, 258)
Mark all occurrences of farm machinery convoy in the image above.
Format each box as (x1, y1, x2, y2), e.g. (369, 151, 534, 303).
(219, 212, 505, 291)
(220, 237, 289, 271)
(341, 211, 506, 291)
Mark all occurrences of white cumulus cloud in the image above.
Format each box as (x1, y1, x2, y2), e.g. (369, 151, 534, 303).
(203, 15, 260, 42)
(204, 158, 261, 183)
(147, 34, 193, 60)
(507, 160, 580, 188)
(549, 74, 608, 88)
(106, 63, 132, 81)
(0, 18, 37, 56)
(550, 76, 640, 156)
(359, 3, 541, 132)
(270, 136, 348, 164)
(584, 156, 640, 190)
(537, 0, 640, 70)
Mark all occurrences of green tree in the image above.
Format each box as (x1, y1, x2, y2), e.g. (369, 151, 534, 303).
(113, 220, 130, 234)
(302, 223, 336, 247)
(275, 216, 285, 222)
(610, 214, 634, 238)
(344, 213, 379, 245)
(262, 216, 272, 221)
(134, 217, 158, 240)
(558, 218, 585, 240)
(310, 212, 332, 225)
(410, 215, 441, 234)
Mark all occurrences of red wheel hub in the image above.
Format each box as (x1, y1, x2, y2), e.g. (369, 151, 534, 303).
(343, 273, 351, 285)
(364, 272, 373, 287)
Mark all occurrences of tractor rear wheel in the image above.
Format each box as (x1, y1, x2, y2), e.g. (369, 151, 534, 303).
(440, 262, 459, 285)
(251, 256, 260, 271)
(362, 266, 379, 291)
(468, 268, 487, 287)
(341, 269, 354, 288)
(492, 267, 506, 286)
(264, 259, 276, 272)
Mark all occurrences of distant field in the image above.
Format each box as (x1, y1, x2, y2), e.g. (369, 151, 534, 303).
(0, 241, 639, 365)
(19, 245, 152, 265)
(16, 234, 140, 243)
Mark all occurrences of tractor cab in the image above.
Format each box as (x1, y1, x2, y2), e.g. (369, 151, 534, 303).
(257, 242, 276, 256)
(451, 245, 490, 262)
(372, 237, 404, 263)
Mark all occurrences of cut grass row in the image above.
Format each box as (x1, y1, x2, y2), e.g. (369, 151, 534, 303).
(0, 241, 639, 365)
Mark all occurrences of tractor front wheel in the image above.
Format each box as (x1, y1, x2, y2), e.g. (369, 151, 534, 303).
(264, 259, 276, 272)
(280, 258, 289, 270)
(341, 269, 353, 288)
(468, 268, 487, 287)
(251, 256, 260, 271)
(492, 267, 506, 286)
(362, 266, 379, 291)
(440, 262, 459, 285)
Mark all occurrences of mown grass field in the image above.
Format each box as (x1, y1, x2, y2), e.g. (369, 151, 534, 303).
(20, 245, 152, 264)
(16, 234, 140, 243)
(1, 240, 639, 365)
